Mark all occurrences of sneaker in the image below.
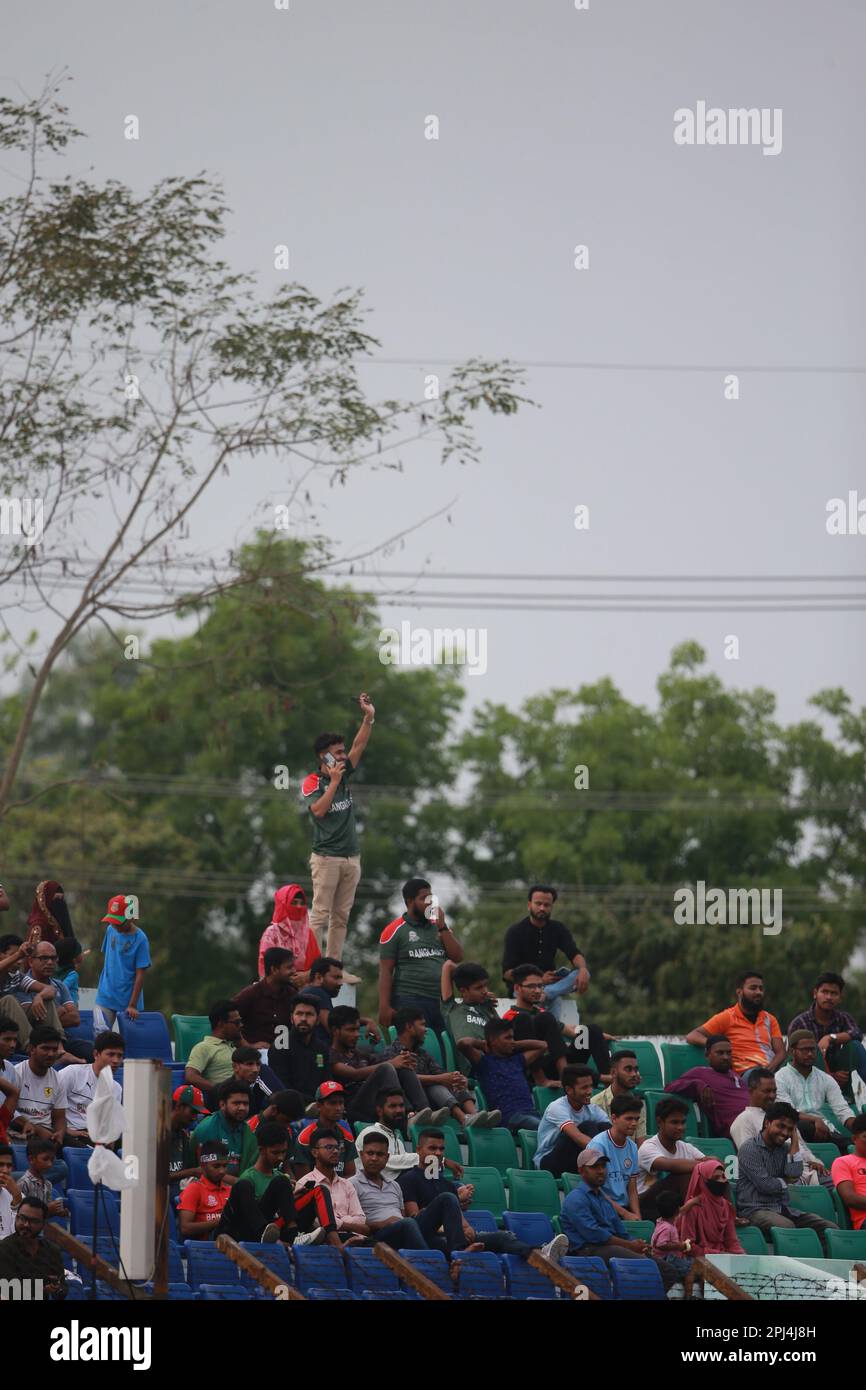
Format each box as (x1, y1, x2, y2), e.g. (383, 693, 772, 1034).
(540, 1234, 568, 1268)
(261, 1223, 281, 1244)
(666, 1282, 685, 1300)
(429, 1108, 451, 1126)
(412, 1108, 433, 1128)
(481, 1110, 502, 1128)
(293, 1228, 326, 1246)
(462, 1112, 485, 1127)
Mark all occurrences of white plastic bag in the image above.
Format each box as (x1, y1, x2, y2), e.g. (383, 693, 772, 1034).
(85, 1066, 138, 1190)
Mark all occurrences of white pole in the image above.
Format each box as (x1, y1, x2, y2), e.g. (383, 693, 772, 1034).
(119, 1060, 162, 1281)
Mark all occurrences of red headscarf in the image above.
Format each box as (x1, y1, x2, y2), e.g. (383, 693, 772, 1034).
(257, 884, 318, 977)
(676, 1157, 744, 1257)
(26, 880, 72, 947)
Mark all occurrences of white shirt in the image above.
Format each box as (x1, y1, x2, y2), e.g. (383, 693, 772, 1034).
(355, 1124, 419, 1181)
(730, 1103, 822, 1183)
(0, 1057, 18, 1099)
(0, 1188, 14, 1240)
(61, 1063, 122, 1132)
(13, 1061, 67, 1127)
(637, 1133, 704, 1195)
(775, 1064, 854, 1129)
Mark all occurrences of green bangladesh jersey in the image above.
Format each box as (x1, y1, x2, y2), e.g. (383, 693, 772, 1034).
(379, 914, 446, 1000)
(442, 994, 499, 1076)
(192, 1112, 258, 1178)
(302, 760, 359, 857)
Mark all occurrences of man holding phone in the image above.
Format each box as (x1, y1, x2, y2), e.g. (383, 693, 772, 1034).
(302, 693, 376, 960)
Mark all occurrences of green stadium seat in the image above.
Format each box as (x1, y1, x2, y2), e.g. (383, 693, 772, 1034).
(441, 1032, 458, 1072)
(660, 1042, 705, 1084)
(808, 1143, 846, 1169)
(517, 1128, 538, 1169)
(465, 1127, 517, 1174)
(826, 1228, 866, 1260)
(736, 1225, 770, 1255)
(461, 1167, 507, 1221)
(622, 1220, 655, 1243)
(610, 1041, 663, 1091)
(642, 1089, 708, 1138)
(473, 1082, 489, 1111)
(387, 1026, 444, 1068)
(408, 1124, 462, 1165)
(505, 1168, 561, 1221)
(769, 1227, 823, 1259)
(787, 1185, 837, 1224)
(532, 1086, 560, 1115)
(694, 1137, 736, 1166)
(560, 1171, 583, 1194)
(171, 1015, 211, 1064)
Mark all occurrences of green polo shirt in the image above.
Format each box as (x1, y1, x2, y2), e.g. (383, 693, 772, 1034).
(303, 761, 358, 857)
(237, 1164, 292, 1201)
(379, 914, 447, 1000)
(186, 1035, 236, 1086)
(192, 1111, 258, 1178)
(442, 994, 499, 1076)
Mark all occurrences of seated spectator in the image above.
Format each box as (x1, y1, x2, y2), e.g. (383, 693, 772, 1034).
(355, 1087, 422, 1180)
(501, 964, 570, 1084)
(191, 1079, 257, 1181)
(0, 1019, 20, 1142)
(0, 1142, 22, 1240)
(61, 1031, 125, 1146)
(230, 1045, 282, 1117)
(637, 1096, 705, 1220)
(651, 1189, 702, 1289)
(663, 1035, 748, 1138)
(17, 1137, 67, 1218)
(534, 1064, 610, 1176)
(267, 994, 331, 1101)
(257, 884, 320, 982)
(54, 938, 86, 1007)
(775, 1031, 856, 1153)
(249, 1089, 305, 1136)
(440, 960, 499, 1079)
(292, 1082, 357, 1177)
(460, 1017, 542, 1131)
(831, 1114, 866, 1230)
(397, 1127, 566, 1264)
(686, 970, 784, 1078)
(0, 1195, 66, 1299)
(0, 935, 69, 1054)
(676, 1158, 744, 1257)
(219, 1119, 342, 1249)
(177, 1140, 232, 1239)
(10, 1027, 67, 1158)
(350, 1130, 432, 1250)
(730, 1068, 830, 1188)
(735, 1101, 838, 1251)
(329, 1004, 433, 1123)
(170, 1085, 207, 1190)
(293, 1126, 369, 1242)
(304, 956, 381, 1039)
(185, 1001, 244, 1102)
(583, 1096, 643, 1219)
(19, 940, 91, 1062)
(232, 946, 298, 1051)
(383, 1006, 495, 1128)
(560, 1149, 676, 1289)
(592, 1050, 647, 1143)
(788, 971, 866, 1097)
(378, 877, 464, 1032)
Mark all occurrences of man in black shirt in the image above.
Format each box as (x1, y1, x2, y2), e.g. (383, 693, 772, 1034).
(501, 964, 570, 1083)
(268, 995, 331, 1103)
(502, 886, 590, 1009)
(0, 1195, 66, 1298)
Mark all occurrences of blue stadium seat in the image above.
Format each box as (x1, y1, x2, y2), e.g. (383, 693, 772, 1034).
(293, 1247, 347, 1294)
(63, 1148, 95, 1191)
(396, 1249, 452, 1297)
(95, 1280, 125, 1300)
(305, 1287, 360, 1300)
(345, 1247, 400, 1294)
(360, 1290, 413, 1300)
(466, 1209, 499, 1234)
(199, 1283, 252, 1300)
(562, 1256, 612, 1300)
(609, 1257, 665, 1300)
(67, 1189, 120, 1239)
(142, 1281, 195, 1299)
(184, 1240, 239, 1290)
(237, 1242, 294, 1291)
(501, 1252, 558, 1299)
(116, 1012, 173, 1061)
(10, 1144, 28, 1171)
(503, 1211, 555, 1247)
(65, 1279, 90, 1299)
(63, 1010, 94, 1042)
(454, 1251, 506, 1299)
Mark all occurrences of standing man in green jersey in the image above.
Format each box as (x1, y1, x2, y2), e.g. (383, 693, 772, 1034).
(302, 692, 376, 962)
(378, 878, 464, 1033)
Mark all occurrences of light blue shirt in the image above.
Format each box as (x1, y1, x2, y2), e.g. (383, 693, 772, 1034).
(582, 1127, 639, 1205)
(534, 1095, 610, 1166)
(95, 925, 151, 1010)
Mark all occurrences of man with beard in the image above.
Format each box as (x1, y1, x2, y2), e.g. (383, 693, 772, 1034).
(687, 970, 785, 1080)
(268, 994, 331, 1103)
(502, 887, 590, 1014)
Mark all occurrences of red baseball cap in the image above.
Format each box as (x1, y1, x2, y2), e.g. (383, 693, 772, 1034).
(102, 894, 130, 924)
(173, 1084, 209, 1114)
(315, 1082, 344, 1101)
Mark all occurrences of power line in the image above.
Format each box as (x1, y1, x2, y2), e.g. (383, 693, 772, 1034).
(363, 357, 866, 376)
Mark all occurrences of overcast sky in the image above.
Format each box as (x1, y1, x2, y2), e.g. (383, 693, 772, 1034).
(5, 0, 865, 733)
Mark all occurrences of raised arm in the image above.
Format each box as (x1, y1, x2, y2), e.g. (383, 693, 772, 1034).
(347, 692, 376, 766)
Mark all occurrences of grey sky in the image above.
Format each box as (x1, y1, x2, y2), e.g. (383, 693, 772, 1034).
(5, 0, 865, 731)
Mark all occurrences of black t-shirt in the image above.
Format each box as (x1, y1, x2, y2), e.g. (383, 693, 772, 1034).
(501, 916, 580, 986)
(268, 1025, 331, 1103)
(397, 1166, 457, 1209)
(501, 1003, 568, 1062)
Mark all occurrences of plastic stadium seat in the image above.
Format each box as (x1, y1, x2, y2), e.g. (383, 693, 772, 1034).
(184, 1240, 240, 1289)
(610, 1041, 663, 1091)
(694, 1138, 736, 1165)
(11, 1143, 28, 1171)
(501, 1252, 557, 1299)
(517, 1128, 538, 1169)
(360, 1290, 414, 1300)
(116, 1012, 173, 1061)
(810, 1142, 848, 1169)
(473, 1083, 490, 1111)
(562, 1256, 612, 1300)
(68, 1189, 120, 1239)
(736, 1226, 770, 1255)
(465, 1127, 518, 1173)
(143, 1281, 195, 1299)
(345, 1247, 400, 1294)
(660, 1042, 706, 1084)
(395, 1249, 452, 1297)
(462, 1167, 507, 1221)
(95, 1280, 125, 1300)
(63, 1148, 95, 1191)
(385, 1026, 445, 1069)
(503, 1210, 554, 1246)
(293, 1246, 348, 1294)
(787, 1185, 837, 1224)
(441, 1031, 459, 1072)
(63, 1009, 94, 1043)
(171, 1014, 211, 1063)
(560, 1171, 583, 1194)
(622, 1220, 655, 1243)
(769, 1227, 823, 1258)
(505, 1168, 560, 1221)
(609, 1257, 665, 1300)
(465, 1209, 499, 1234)
(455, 1250, 506, 1299)
(306, 1287, 360, 1300)
(826, 1228, 866, 1260)
(643, 1089, 708, 1138)
(199, 1284, 252, 1300)
(532, 1086, 560, 1116)
(408, 1123, 462, 1160)
(237, 1242, 294, 1291)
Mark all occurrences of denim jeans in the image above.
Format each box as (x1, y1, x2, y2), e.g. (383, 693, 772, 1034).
(507, 1111, 541, 1132)
(542, 970, 579, 1021)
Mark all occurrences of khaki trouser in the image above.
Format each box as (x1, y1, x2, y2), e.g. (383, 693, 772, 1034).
(309, 852, 361, 960)
(0, 994, 65, 1048)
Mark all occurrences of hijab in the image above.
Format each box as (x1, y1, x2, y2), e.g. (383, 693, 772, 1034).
(676, 1157, 741, 1255)
(257, 884, 312, 976)
(26, 880, 74, 947)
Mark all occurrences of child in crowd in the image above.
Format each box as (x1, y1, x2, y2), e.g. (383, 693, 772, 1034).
(93, 895, 151, 1032)
(651, 1189, 702, 1296)
(55, 938, 87, 1007)
(17, 1137, 68, 1218)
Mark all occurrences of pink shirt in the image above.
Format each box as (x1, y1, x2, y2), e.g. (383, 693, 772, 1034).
(651, 1218, 680, 1251)
(295, 1168, 365, 1228)
(831, 1154, 866, 1230)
